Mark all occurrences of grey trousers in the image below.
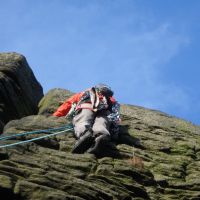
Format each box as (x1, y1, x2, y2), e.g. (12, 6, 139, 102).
(72, 109, 111, 139)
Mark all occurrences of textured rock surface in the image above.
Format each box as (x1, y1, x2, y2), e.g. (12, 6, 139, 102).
(0, 52, 43, 132)
(0, 89, 200, 200)
(38, 88, 73, 116)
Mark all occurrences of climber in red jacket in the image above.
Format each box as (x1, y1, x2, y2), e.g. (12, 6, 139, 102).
(53, 84, 120, 155)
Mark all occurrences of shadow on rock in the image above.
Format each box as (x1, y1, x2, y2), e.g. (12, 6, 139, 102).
(117, 125, 145, 149)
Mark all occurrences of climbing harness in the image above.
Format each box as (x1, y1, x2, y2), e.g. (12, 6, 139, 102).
(0, 124, 74, 149)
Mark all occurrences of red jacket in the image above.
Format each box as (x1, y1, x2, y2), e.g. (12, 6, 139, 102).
(53, 90, 116, 117)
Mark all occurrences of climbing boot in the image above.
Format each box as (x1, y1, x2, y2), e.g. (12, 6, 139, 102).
(87, 135, 121, 158)
(87, 135, 111, 156)
(72, 131, 94, 154)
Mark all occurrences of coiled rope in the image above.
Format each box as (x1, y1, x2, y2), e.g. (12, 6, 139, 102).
(0, 124, 74, 148)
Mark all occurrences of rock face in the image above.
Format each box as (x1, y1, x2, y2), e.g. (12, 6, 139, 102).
(0, 53, 43, 132)
(0, 89, 200, 200)
(38, 88, 74, 116)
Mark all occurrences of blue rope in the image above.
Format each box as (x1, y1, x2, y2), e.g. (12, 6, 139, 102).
(0, 127, 74, 148)
(0, 124, 73, 141)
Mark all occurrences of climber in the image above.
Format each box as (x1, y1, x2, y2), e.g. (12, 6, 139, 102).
(53, 84, 121, 155)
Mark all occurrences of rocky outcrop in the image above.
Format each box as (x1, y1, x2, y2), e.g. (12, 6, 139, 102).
(0, 53, 43, 132)
(38, 88, 74, 115)
(0, 89, 200, 200)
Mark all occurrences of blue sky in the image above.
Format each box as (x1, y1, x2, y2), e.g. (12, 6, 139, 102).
(1, 0, 200, 125)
